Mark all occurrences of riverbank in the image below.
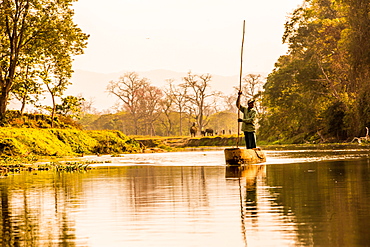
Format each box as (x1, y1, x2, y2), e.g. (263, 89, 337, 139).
(2, 128, 369, 166)
(0, 127, 141, 161)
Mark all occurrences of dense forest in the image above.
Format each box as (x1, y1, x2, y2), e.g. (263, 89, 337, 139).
(259, 0, 370, 143)
(1, 0, 370, 145)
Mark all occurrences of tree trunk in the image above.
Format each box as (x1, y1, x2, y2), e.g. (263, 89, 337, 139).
(20, 95, 27, 115)
(51, 94, 56, 128)
(0, 86, 9, 121)
(179, 111, 183, 136)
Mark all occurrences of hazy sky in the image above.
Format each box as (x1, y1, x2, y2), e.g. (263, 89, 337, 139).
(72, 0, 303, 76)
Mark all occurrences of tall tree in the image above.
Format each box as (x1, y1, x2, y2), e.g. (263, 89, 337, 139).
(107, 72, 148, 135)
(182, 72, 214, 132)
(241, 74, 266, 114)
(0, 0, 88, 121)
(260, 0, 358, 142)
(241, 74, 264, 101)
(11, 58, 41, 114)
(160, 82, 175, 136)
(137, 84, 163, 135)
(39, 56, 72, 127)
(342, 0, 370, 132)
(167, 79, 188, 135)
(107, 72, 163, 135)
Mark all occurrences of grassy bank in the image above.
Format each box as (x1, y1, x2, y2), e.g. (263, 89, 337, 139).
(0, 127, 141, 159)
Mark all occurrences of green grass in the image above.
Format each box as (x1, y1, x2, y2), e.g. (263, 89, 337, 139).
(0, 127, 141, 159)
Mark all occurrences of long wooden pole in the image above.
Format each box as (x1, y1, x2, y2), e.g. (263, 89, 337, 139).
(236, 20, 246, 148)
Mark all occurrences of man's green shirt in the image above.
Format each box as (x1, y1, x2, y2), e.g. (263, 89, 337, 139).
(239, 105, 257, 132)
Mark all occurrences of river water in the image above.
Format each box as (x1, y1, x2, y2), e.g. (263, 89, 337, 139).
(1, 147, 370, 246)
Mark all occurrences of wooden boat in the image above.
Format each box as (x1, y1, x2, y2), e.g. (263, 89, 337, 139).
(224, 147, 266, 166)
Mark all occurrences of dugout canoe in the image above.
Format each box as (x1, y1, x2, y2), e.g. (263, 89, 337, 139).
(224, 147, 266, 166)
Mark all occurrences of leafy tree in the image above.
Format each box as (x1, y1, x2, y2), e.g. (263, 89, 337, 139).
(260, 0, 361, 143)
(0, 0, 88, 121)
(341, 0, 370, 134)
(40, 58, 71, 127)
(207, 111, 238, 135)
(56, 95, 85, 118)
(11, 59, 42, 114)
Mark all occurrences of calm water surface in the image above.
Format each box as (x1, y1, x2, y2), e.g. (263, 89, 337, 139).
(1, 148, 370, 246)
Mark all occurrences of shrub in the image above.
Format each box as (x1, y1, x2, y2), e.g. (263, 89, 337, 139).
(0, 128, 141, 158)
(0, 138, 25, 156)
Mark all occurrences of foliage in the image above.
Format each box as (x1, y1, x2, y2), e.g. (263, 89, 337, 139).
(0, 127, 140, 158)
(56, 95, 85, 118)
(86, 130, 140, 154)
(0, 138, 26, 156)
(208, 111, 238, 134)
(0, 0, 89, 120)
(260, 0, 370, 143)
(0, 110, 82, 129)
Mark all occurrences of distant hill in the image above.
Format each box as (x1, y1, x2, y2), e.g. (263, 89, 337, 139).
(67, 69, 268, 111)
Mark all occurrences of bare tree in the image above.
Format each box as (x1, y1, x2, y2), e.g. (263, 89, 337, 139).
(241, 74, 266, 114)
(107, 72, 149, 135)
(80, 96, 97, 115)
(241, 74, 265, 100)
(224, 93, 238, 113)
(137, 85, 163, 135)
(107, 72, 163, 135)
(168, 79, 189, 136)
(160, 82, 176, 136)
(182, 72, 214, 132)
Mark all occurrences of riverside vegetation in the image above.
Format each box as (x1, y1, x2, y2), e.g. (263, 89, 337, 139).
(2, 0, 370, 156)
(0, 127, 141, 159)
(1, 111, 369, 176)
(0, 113, 142, 170)
(0, 112, 240, 168)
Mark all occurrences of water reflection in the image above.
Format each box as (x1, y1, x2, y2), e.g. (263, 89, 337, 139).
(0, 149, 369, 246)
(226, 164, 301, 246)
(265, 158, 370, 246)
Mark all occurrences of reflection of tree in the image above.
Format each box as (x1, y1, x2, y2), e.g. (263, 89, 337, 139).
(1, 185, 12, 245)
(125, 166, 211, 221)
(0, 183, 38, 246)
(58, 189, 77, 247)
(21, 189, 37, 246)
(265, 159, 370, 246)
(0, 171, 88, 246)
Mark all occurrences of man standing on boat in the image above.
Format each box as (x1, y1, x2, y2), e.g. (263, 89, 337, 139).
(236, 91, 257, 149)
